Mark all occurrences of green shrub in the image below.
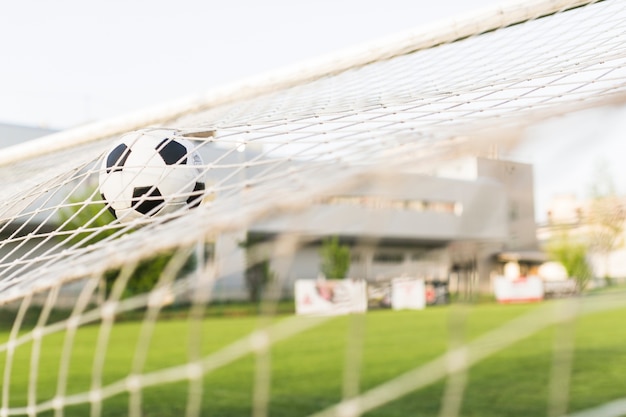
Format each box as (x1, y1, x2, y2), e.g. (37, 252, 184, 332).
(319, 236, 351, 279)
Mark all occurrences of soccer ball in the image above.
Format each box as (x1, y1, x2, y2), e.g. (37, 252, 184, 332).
(99, 129, 205, 222)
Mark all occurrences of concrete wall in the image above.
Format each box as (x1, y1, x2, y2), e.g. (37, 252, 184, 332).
(476, 157, 538, 250)
(267, 242, 451, 298)
(251, 173, 509, 242)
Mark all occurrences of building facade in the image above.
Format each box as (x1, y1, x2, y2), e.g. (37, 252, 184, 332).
(0, 125, 541, 301)
(211, 155, 540, 300)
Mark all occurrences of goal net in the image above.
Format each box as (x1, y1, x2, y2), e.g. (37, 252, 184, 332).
(1, 0, 626, 416)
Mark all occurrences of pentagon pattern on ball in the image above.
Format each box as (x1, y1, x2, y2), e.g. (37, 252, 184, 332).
(98, 129, 206, 223)
(101, 192, 118, 219)
(156, 138, 187, 165)
(187, 182, 206, 208)
(105, 143, 131, 173)
(132, 186, 165, 216)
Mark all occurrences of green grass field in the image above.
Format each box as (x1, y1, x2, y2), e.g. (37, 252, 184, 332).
(0, 299, 625, 417)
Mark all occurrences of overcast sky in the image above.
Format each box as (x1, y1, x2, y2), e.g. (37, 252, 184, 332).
(0, 0, 506, 129)
(2, 0, 626, 221)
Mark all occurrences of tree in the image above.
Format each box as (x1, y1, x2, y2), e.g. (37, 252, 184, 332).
(319, 236, 351, 279)
(57, 187, 119, 246)
(586, 160, 625, 280)
(239, 234, 275, 302)
(57, 186, 196, 299)
(546, 229, 592, 291)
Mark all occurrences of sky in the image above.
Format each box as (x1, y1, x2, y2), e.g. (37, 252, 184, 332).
(2, 0, 626, 221)
(0, 0, 506, 129)
(514, 105, 626, 219)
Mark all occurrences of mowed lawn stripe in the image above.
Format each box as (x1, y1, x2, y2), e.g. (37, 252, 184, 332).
(0, 302, 623, 416)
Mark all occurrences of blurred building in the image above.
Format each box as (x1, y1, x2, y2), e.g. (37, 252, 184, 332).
(0, 122, 56, 148)
(0, 122, 58, 274)
(538, 193, 626, 282)
(0, 125, 542, 300)
(211, 154, 542, 300)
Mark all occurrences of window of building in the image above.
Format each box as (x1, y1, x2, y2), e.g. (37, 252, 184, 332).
(373, 252, 404, 263)
(322, 195, 462, 216)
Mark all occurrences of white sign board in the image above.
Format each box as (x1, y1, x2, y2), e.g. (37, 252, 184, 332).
(493, 276, 544, 303)
(295, 279, 367, 315)
(391, 278, 426, 310)
(543, 279, 577, 297)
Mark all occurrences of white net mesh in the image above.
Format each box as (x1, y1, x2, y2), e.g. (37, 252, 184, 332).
(1, 0, 626, 416)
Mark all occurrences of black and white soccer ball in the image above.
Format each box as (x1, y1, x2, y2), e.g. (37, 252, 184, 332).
(98, 129, 205, 222)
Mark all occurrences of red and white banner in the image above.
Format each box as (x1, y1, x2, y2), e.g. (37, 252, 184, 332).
(295, 279, 367, 315)
(493, 276, 544, 303)
(391, 278, 426, 310)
